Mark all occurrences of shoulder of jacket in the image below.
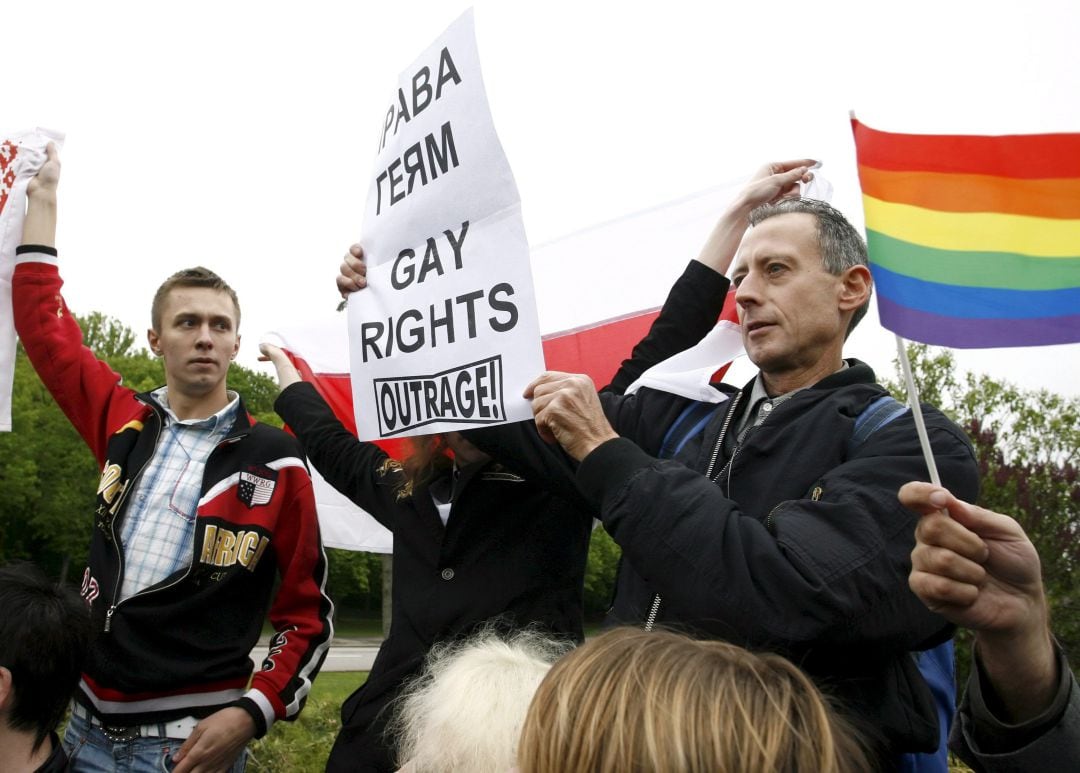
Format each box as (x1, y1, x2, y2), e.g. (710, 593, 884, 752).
(108, 399, 154, 436)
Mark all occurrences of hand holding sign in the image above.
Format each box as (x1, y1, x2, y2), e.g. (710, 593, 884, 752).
(526, 371, 619, 461)
(337, 244, 368, 298)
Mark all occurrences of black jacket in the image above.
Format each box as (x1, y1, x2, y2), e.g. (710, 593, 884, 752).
(577, 362, 981, 763)
(274, 261, 727, 772)
(278, 382, 591, 771)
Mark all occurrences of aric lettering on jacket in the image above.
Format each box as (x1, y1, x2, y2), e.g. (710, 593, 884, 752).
(199, 525, 270, 571)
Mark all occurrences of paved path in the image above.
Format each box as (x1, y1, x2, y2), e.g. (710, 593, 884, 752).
(252, 637, 382, 672)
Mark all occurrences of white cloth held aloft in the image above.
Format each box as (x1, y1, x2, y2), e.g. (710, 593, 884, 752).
(801, 161, 834, 202)
(0, 128, 64, 431)
(625, 320, 746, 403)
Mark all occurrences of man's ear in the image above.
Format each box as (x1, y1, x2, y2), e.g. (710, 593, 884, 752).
(231, 333, 241, 362)
(0, 665, 14, 711)
(838, 265, 873, 312)
(147, 328, 162, 357)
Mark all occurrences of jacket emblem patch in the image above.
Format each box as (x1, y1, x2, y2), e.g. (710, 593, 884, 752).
(238, 467, 278, 507)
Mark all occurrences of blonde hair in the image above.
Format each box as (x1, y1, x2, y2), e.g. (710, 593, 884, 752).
(518, 627, 870, 773)
(391, 628, 571, 773)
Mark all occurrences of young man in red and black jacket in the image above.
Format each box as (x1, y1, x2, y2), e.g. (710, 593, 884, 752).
(14, 144, 333, 773)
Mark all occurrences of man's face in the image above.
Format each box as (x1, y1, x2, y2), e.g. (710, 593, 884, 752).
(731, 213, 848, 380)
(147, 287, 240, 399)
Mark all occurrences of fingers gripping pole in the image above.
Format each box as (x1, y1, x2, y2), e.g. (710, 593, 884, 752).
(895, 334, 941, 486)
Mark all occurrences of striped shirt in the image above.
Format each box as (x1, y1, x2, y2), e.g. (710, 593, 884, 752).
(119, 388, 238, 601)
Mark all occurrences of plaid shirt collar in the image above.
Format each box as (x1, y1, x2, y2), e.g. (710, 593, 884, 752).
(149, 386, 240, 431)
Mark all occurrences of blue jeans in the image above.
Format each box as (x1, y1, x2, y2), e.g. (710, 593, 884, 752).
(63, 710, 248, 773)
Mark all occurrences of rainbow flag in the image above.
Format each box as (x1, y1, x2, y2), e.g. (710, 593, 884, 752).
(851, 117, 1080, 348)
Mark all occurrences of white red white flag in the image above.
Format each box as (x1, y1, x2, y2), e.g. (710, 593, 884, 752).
(265, 178, 748, 552)
(1, 128, 64, 431)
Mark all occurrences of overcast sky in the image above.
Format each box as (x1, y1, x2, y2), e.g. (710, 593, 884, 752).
(7, 0, 1079, 396)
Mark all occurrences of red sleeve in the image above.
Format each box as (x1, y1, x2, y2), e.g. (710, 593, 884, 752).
(245, 460, 333, 730)
(13, 257, 143, 465)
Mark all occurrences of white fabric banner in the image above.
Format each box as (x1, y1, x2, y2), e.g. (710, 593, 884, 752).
(0, 128, 64, 432)
(271, 160, 838, 550)
(348, 9, 543, 441)
(265, 176, 752, 552)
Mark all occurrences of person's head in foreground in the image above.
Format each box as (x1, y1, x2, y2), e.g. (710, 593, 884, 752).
(517, 627, 870, 773)
(391, 628, 571, 773)
(0, 562, 90, 766)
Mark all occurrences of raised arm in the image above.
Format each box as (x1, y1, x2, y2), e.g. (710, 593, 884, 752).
(14, 145, 145, 464)
(694, 159, 815, 275)
(261, 342, 404, 527)
(22, 142, 59, 247)
(605, 160, 815, 393)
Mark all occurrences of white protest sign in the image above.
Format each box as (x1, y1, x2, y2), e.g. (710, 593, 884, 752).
(348, 9, 543, 441)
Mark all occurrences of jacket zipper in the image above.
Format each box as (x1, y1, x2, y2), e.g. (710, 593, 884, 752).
(644, 594, 662, 631)
(765, 502, 784, 534)
(104, 415, 160, 633)
(103, 399, 247, 633)
(645, 392, 743, 631)
(704, 392, 743, 482)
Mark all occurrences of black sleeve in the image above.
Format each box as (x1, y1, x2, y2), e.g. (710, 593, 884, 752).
(466, 261, 730, 495)
(952, 642, 1080, 769)
(575, 409, 979, 648)
(274, 381, 403, 530)
(603, 260, 730, 394)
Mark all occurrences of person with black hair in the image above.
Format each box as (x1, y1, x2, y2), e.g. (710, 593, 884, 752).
(0, 562, 91, 772)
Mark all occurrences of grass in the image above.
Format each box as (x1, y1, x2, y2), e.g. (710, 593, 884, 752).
(248, 672, 367, 772)
(262, 610, 385, 640)
(330, 611, 386, 639)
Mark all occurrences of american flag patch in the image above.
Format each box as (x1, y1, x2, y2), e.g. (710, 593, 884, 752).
(238, 470, 277, 507)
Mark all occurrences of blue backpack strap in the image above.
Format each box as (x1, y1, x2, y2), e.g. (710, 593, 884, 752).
(895, 640, 956, 773)
(852, 394, 954, 772)
(848, 394, 909, 456)
(657, 400, 724, 460)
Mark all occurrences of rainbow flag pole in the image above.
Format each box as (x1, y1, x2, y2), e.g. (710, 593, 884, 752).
(850, 113, 1080, 483)
(894, 335, 941, 486)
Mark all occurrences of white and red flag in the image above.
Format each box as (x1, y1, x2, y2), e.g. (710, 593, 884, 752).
(1, 128, 64, 431)
(265, 180, 747, 552)
(262, 11, 769, 551)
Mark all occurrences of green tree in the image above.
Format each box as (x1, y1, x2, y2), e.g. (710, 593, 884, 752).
(324, 548, 383, 612)
(227, 365, 282, 427)
(583, 526, 620, 620)
(81, 311, 138, 359)
(0, 344, 96, 581)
